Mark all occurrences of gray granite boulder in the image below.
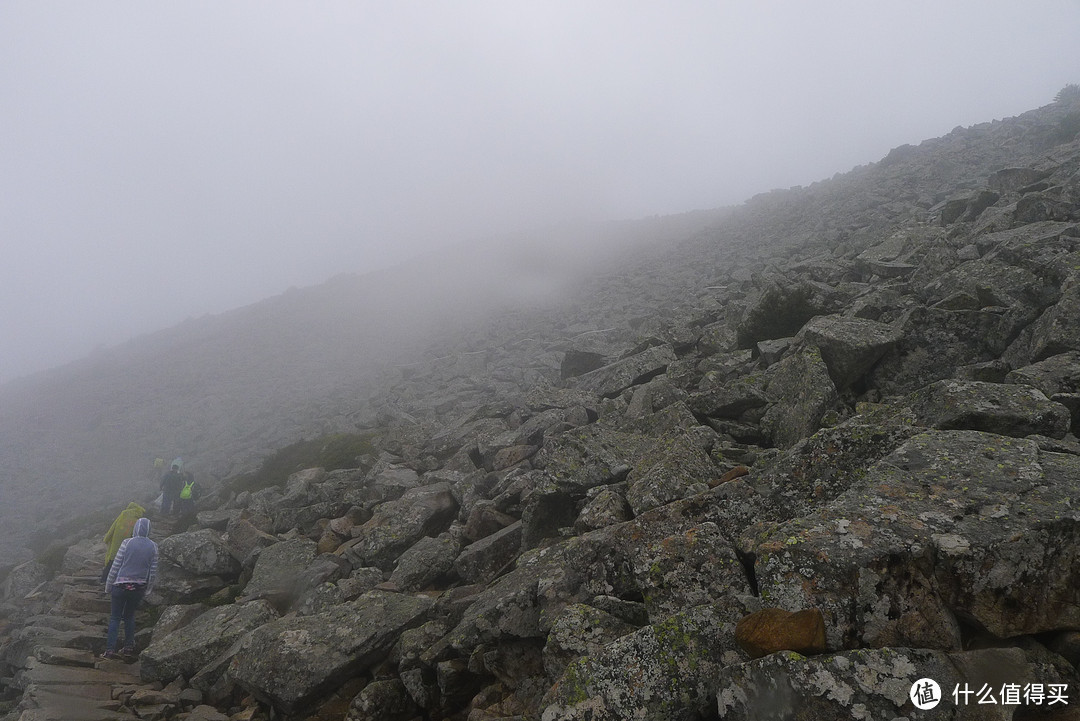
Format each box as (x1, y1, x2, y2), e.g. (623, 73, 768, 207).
(744, 431, 1080, 650)
(625, 431, 717, 515)
(140, 600, 277, 682)
(715, 646, 1074, 720)
(759, 346, 838, 449)
(867, 307, 1012, 395)
(342, 482, 458, 570)
(229, 590, 433, 715)
(541, 603, 638, 681)
(798, 315, 900, 389)
(1006, 350, 1080, 396)
(158, 529, 241, 578)
(908, 379, 1071, 438)
(454, 520, 522, 584)
(567, 344, 677, 398)
(540, 598, 759, 721)
(239, 538, 317, 605)
(390, 534, 460, 590)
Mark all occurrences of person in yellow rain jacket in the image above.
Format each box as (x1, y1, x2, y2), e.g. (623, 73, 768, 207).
(101, 502, 145, 582)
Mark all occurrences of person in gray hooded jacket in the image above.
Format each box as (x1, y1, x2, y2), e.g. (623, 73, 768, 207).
(102, 517, 158, 659)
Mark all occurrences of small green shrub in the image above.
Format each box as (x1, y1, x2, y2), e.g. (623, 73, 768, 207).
(231, 432, 376, 493)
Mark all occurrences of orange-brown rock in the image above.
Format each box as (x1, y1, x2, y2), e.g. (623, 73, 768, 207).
(734, 607, 827, 659)
(709, 465, 750, 488)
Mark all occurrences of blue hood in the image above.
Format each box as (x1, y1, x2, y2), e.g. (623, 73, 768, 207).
(133, 518, 151, 537)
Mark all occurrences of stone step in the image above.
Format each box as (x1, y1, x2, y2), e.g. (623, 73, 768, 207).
(34, 646, 98, 668)
(57, 587, 112, 615)
(13, 657, 141, 689)
(17, 686, 135, 720)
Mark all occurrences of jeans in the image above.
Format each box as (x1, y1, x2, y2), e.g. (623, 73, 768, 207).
(106, 584, 145, 651)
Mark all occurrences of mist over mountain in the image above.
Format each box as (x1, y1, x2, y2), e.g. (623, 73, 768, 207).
(1, 88, 1079, 721)
(0, 211, 725, 562)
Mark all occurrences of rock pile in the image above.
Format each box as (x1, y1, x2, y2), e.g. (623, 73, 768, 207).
(3, 93, 1080, 719)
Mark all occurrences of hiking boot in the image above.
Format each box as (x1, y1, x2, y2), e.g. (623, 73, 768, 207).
(99, 650, 120, 660)
(120, 646, 136, 657)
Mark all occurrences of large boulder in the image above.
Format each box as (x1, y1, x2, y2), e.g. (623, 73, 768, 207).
(540, 599, 759, 721)
(140, 600, 277, 682)
(454, 520, 522, 585)
(1006, 350, 1080, 396)
(341, 482, 458, 570)
(908, 379, 1071, 439)
(567, 345, 677, 398)
(736, 282, 840, 349)
(715, 646, 1074, 720)
(632, 522, 751, 622)
(158, 529, 241, 578)
(797, 315, 900, 389)
(389, 534, 460, 591)
(759, 346, 838, 449)
(867, 307, 1012, 395)
(744, 431, 1080, 650)
(541, 603, 638, 682)
(240, 538, 317, 606)
(1029, 275, 1080, 361)
(229, 590, 433, 715)
(625, 433, 717, 516)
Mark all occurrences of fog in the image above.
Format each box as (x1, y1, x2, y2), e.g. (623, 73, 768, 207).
(2, 2, 1077, 384)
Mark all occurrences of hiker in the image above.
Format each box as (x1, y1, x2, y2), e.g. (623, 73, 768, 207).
(177, 472, 200, 516)
(101, 501, 145, 583)
(101, 517, 157, 660)
(159, 458, 185, 515)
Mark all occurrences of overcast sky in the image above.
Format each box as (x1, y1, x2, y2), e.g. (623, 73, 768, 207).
(2, 2, 1077, 384)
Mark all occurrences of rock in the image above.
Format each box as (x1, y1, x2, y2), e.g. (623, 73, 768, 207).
(709, 465, 749, 488)
(797, 315, 900, 389)
(140, 600, 278, 682)
(221, 517, 278, 567)
(759, 346, 838, 449)
(2, 561, 49, 602)
(150, 603, 209, 643)
(567, 344, 677, 398)
(1029, 274, 1080, 362)
(342, 482, 458, 570)
(715, 646, 1073, 720)
(184, 705, 231, 721)
(573, 487, 632, 532)
(194, 510, 239, 532)
(462, 502, 517, 543)
(240, 538, 318, 606)
(541, 603, 638, 681)
(520, 482, 579, 550)
(345, 679, 418, 721)
(625, 431, 717, 515)
(540, 599, 758, 721)
(736, 282, 839, 348)
(688, 374, 768, 419)
(390, 534, 460, 590)
(229, 590, 433, 715)
(1006, 351, 1080, 396)
(909, 379, 1071, 439)
(734, 608, 827, 659)
(988, 167, 1050, 193)
(454, 521, 522, 584)
(632, 522, 751, 621)
(158, 529, 240, 578)
(745, 431, 1080, 649)
(867, 307, 1012, 395)
(344, 464, 421, 508)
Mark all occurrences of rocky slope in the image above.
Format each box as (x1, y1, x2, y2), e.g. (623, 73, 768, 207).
(2, 90, 1080, 720)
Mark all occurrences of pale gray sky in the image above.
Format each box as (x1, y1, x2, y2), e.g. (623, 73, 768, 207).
(2, 2, 1077, 383)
